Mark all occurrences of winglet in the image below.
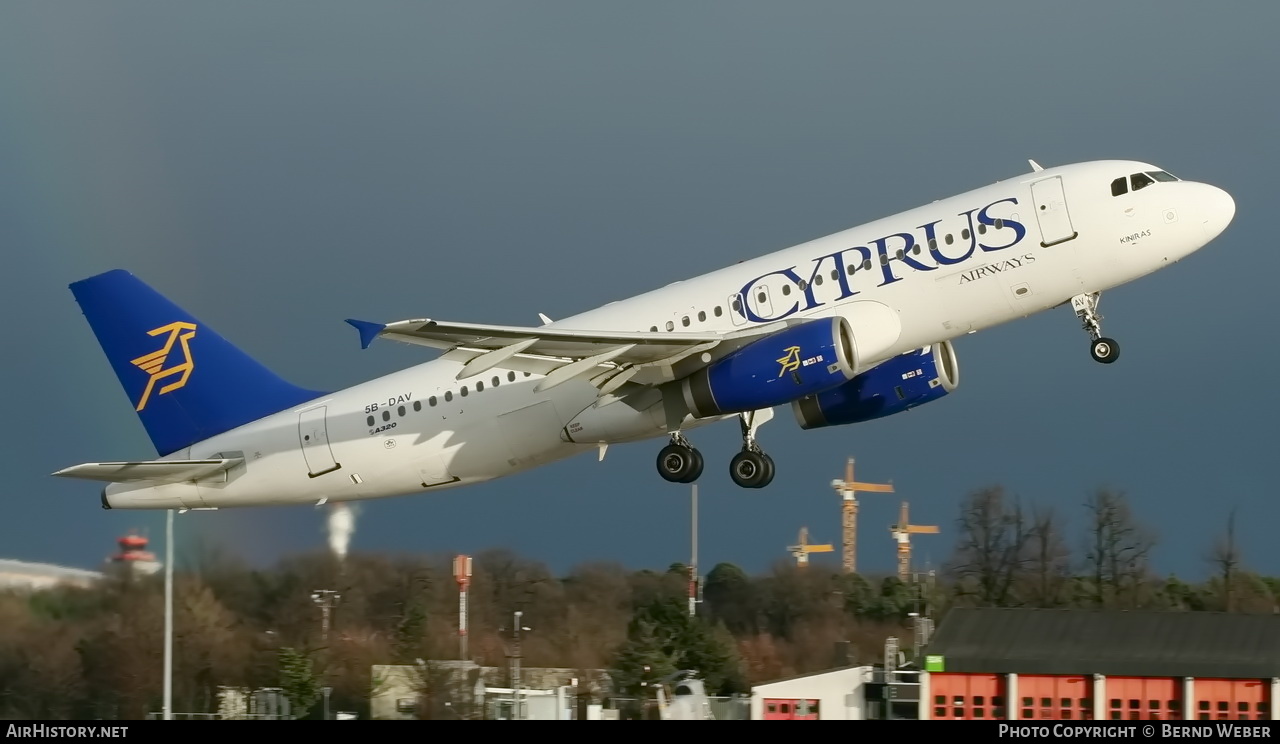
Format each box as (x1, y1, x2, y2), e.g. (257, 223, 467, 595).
(345, 319, 386, 350)
(1029, 159, 1044, 172)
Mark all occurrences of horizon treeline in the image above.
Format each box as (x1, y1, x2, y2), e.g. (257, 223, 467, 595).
(0, 486, 1271, 720)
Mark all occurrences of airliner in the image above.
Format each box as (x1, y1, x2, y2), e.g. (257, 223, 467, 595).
(54, 160, 1235, 510)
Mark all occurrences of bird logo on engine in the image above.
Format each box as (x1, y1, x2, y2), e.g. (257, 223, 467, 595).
(777, 345, 801, 378)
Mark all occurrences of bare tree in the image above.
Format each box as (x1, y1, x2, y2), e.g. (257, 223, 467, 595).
(1209, 508, 1242, 612)
(947, 486, 1031, 607)
(1023, 505, 1072, 608)
(1082, 489, 1156, 609)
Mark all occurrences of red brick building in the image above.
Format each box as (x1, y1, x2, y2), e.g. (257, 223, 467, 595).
(919, 608, 1279, 721)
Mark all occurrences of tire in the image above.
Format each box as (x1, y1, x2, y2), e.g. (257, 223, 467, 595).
(1091, 337, 1120, 364)
(657, 444, 695, 483)
(678, 448, 704, 483)
(729, 450, 769, 489)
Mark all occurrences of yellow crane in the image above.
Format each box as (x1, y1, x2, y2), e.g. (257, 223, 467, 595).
(787, 527, 833, 567)
(890, 501, 939, 581)
(830, 457, 895, 574)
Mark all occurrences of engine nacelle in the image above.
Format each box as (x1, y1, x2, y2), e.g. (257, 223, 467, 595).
(680, 317, 857, 418)
(791, 340, 959, 430)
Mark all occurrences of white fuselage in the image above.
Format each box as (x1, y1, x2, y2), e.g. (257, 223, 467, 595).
(103, 160, 1234, 509)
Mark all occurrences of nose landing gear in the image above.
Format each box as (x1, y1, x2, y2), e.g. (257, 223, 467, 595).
(1072, 292, 1120, 364)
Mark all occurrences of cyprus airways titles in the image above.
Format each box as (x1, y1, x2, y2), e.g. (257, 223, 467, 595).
(53, 159, 1235, 510)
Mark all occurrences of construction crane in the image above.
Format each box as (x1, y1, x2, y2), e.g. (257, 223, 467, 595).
(830, 457, 894, 574)
(890, 501, 939, 581)
(787, 527, 833, 567)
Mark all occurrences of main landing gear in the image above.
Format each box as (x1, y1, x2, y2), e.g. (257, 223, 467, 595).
(1072, 291, 1120, 364)
(729, 409, 774, 489)
(656, 432, 704, 484)
(654, 409, 776, 489)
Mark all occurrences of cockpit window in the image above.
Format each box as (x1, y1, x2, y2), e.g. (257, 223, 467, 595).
(1131, 172, 1155, 191)
(1146, 170, 1178, 182)
(1111, 177, 1128, 197)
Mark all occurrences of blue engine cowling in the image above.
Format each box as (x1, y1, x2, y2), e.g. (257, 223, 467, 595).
(790, 340, 959, 429)
(679, 316, 857, 418)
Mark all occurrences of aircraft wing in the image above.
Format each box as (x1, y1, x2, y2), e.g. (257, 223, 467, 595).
(344, 317, 782, 393)
(52, 457, 244, 485)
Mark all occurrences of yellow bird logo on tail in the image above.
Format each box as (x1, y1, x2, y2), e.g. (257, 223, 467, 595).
(131, 322, 197, 411)
(777, 345, 801, 378)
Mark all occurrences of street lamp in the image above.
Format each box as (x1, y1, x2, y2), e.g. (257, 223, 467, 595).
(163, 508, 174, 721)
(509, 610, 531, 720)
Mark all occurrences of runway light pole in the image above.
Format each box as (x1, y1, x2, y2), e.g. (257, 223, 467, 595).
(163, 508, 174, 721)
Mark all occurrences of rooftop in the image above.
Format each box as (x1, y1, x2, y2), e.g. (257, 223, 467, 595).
(924, 608, 1280, 679)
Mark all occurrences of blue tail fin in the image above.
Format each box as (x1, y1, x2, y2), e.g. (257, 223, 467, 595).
(69, 269, 327, 456)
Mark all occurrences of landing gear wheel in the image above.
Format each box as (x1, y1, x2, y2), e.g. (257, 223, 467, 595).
(657, 444, 696, 483)
(730, 450, 773, 489)
(759, 454, 775, 488)
(1091, 337, 1120, 364)
(679, 447, 704, 483)
(657, 444, 700, 483)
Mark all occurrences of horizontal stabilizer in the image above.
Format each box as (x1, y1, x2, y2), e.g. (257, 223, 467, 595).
(52, 457, 243, 484)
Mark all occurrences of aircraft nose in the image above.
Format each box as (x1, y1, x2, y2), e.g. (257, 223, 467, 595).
(1200, 184, 1235, 242)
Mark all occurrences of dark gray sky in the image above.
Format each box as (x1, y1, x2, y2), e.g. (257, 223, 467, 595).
(2, 2, 1273, 580)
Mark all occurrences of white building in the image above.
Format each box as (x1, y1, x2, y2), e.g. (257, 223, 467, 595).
(750, 665, 873, 720)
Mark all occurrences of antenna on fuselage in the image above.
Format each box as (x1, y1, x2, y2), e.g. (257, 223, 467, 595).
(1029, 159, 1045, 172)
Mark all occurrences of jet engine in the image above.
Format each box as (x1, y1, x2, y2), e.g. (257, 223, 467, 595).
(679, 316, 857, 418)
(791, 340, 958, 429)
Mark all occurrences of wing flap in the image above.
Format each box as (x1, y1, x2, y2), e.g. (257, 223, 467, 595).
(52, 457, 244, 484)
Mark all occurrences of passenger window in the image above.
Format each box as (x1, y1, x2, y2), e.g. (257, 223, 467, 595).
(650, 326, 657, 332)
(507, 371, 516, 382)
(681, 316, 690, 326)
(697, 311, 706, 322)
(961, 228, 970, 240)
(444, 391, 453, 402)
(830, 269, 839, 280)
(1132, 172, 1154, 191)
(429, 396, 437, 406)
(492, 376, 499, 387)
(995, 218, 1005, 229)
(846, 263, 856, 275)
(929, 238, 938, 250)
(814, 275, 823, 286)
(413, 400, 421, 412)
(366, 416, 374, 426)
(397, 405, 405, 416)
(732, 298, 742, 313)
(781, 285, 792, 296)
(460, 386, 468, 397)
(862, 260, 872, 271)
(476, 381, 483, 392)
(912, 243, 922, 255)
(382, 411, 390, 422)
(713, 306, 722, 317)
(665, 321, 674, 331)
(945, 234, 954, 245)
(978, 224, 987, 235)
(1111, 177, 1128, 196)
